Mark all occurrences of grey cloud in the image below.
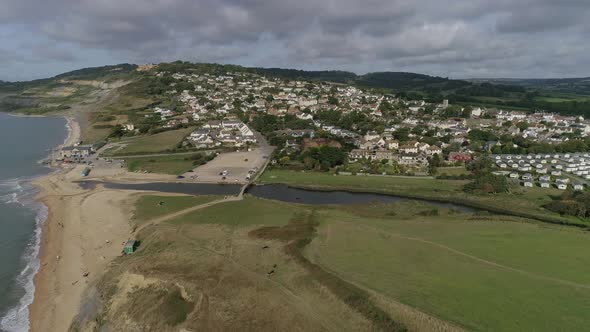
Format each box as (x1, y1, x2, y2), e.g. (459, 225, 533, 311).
(0, 0, 590, 79)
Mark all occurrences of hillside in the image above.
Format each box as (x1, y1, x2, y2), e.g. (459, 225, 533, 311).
(473, 77, 590, 95)
(2, 61, 590, 131)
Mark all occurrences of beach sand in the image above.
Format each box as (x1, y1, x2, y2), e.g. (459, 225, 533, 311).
(28, 167, 137, 332)
(27, 116, 138, 332)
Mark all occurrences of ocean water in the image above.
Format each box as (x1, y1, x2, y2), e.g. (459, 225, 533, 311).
(0, 112, 67, 332)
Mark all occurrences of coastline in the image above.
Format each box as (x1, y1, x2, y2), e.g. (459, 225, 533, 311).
(25, 115, 133, 332)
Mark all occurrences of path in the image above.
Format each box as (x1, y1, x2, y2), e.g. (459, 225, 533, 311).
(134, 195, 243, 234)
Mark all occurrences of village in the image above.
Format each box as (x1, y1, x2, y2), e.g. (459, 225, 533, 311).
(56, 68, 590, 189)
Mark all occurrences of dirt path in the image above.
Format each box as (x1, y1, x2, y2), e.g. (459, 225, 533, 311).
(134, 195, 243, 234)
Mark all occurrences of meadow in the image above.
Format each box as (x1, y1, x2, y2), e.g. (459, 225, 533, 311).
(123, 195, 590, 331)
(306, 202, 590, 331)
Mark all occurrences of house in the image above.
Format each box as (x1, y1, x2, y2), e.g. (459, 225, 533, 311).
(204, 120, 222, 129)
(448, 152, 472, 162)
(425, 146, 443, 156)
(60, 145, 93, 160)
(398, 154, 429, 166)
(399, 144, 418, 154)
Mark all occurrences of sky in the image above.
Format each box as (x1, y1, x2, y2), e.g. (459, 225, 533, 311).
(1, 0, 589, 81)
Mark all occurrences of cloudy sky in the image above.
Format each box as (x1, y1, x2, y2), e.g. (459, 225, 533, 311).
(1, 0, 589, 81)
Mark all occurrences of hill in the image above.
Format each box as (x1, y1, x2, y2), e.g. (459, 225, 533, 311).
(2, 61, 590, 123)
(473, 77, 590, 95)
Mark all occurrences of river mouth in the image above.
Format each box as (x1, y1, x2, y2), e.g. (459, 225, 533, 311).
(77, 181, 476, 213)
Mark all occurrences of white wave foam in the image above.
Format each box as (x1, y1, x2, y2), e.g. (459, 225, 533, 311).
(0, 188, 47, 332)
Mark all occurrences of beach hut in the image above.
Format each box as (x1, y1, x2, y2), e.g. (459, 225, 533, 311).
(124, 240, 139, 254)
(81, 167, 91, 177)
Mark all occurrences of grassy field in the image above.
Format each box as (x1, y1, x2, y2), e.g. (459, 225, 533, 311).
(169, 196, 303, 227)
(259, 169, 467, 196)
(133, 194, 220, 225)
(125, 154, 198, 175)
(437, 166, 470, 176)
(103, 127, 194, 156)
(305, 203, 590, 331)
(259, 169, 589, 227)
(79, 193, 590, 331)
(160, 197, 590, 331)
(84, 196, 383, 331)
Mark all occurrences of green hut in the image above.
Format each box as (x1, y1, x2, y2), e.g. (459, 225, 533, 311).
(124, 240, 138, 254)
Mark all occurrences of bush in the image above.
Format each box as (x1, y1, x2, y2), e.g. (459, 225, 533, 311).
(464, 173, 509, 194)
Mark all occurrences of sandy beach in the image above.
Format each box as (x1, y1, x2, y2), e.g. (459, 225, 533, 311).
(27, 117, 136, 332)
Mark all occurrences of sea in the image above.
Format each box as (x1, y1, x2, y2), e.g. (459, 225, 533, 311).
(0, 112, 67, 332)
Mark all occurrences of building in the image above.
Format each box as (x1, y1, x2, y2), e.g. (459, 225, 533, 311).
(60, 145, 93, 160)
(448, 152, 472, 162)
(124, 240, 139, 254)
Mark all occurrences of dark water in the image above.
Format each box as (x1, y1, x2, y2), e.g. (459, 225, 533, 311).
(0, 112, 67, 331)
(77, 181, 475, 213)
(78, 181, 242, 196)
(247, 184, 475, 212)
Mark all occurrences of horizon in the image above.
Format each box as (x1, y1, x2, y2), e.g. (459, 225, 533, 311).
(2, 61, 590, 83)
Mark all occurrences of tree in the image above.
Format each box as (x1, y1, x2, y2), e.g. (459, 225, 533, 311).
(428, 154, 441, 175)
(516, 121, 529, 131)
(328, 96, 339, 105)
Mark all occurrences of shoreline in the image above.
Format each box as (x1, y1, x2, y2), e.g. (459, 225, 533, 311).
(26, 114, 137, 332)
(26, 114, 79, 332)
(0, 113, 78, 331)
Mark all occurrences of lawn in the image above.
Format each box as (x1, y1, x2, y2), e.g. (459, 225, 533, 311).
(125, 154, 202, 175)
(304, 203, 590, 331)
(436, 166, 470, 176)
(133, 194, 220, 224)
(105, 127, 194, 156)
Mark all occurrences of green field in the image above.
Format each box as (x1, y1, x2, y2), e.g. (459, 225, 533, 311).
(162, 197, 590, 331)
(125, 154, 199, 175)
(169, 196, 302, 227)
(104, 127, 194, 156)
(133, 195, 220, 224)
(437, 166, 470, 176)
(306, 203, 590, 331)
(259, 169, 467, 196)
